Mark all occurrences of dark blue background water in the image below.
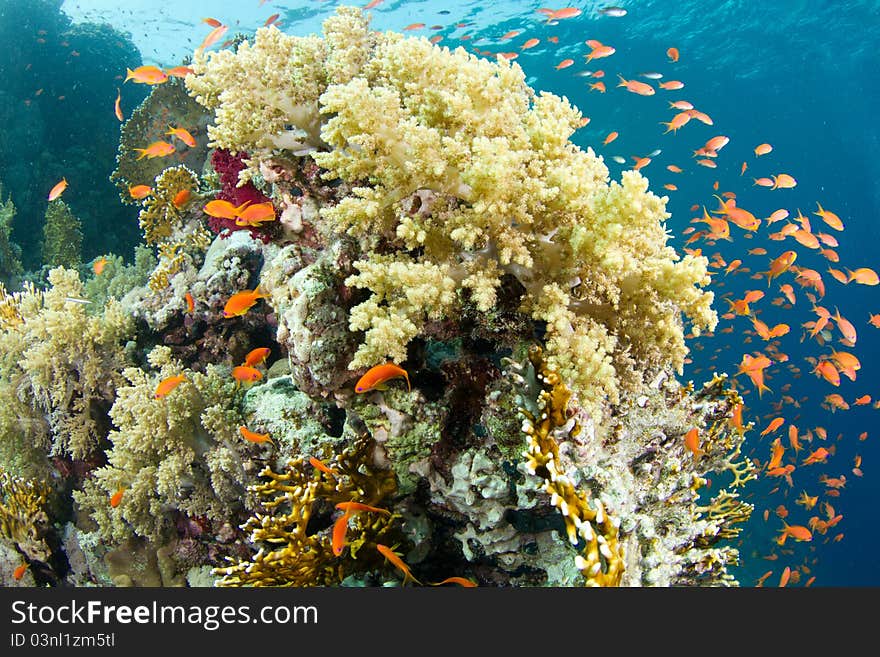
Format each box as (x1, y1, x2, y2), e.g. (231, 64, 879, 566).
(3, 0, 876, 585)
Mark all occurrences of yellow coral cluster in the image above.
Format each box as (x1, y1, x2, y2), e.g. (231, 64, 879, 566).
(215, 433, 398, 586)
(516, 345, 624, 586)
(136, 165, 211, 290)
(0, 268, 133, 470)
(0, 469, 51, 561)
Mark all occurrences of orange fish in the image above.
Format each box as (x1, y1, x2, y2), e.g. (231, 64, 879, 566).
(779, 566, 791, 588)
(204, 199, 252, 219)
(429, 576, 478, 587)
(754, 143, 773, 156)
(309, 456, 339, 477)
(666, 47, 679, 62)
(585, 40, 615, 62)
(235, 202, 276, 227)
(263, 13, 280, 27)
(335, 501, 392, 516)
(92, 256, 109, 275)
(154, 373, 186, 399)
(239, 425, 273, 444)
(165, 66, 194, 78)
(355, 363, 411, 393)
(661, 111, 691, 134)
(332, 512, 351, 557)
(197, 24, 229, 52)
(555, 58, 574, 70)
(761, 250, 797, 286)
(128, 184, 152, 199)
(13, 563, 28, 581)
(589, 81, 606, 93)
(231, 365, 263, 384)
(243, 347, 271, 367)
(125, 65, 168, 85)
(603, 131, 618, 145)
(166, 126, 196, 147)
(403, 23, 426, 30)
(521, 38, 540, 50)
(658, 80, 684, 90)
(114, 88, 123, 121)
(802, 447, 830, 466)
(48, 177, 67, 201)
(185, 291, 195, 313)
(776, 522, 812, 545)
(812, 360, 840, 386)
(223, 288, 267, 318)
(760, 417, 784, 437)
(813, 202, 844, 231)
(202, 17, 223, 28)
(683, 427, 704, 461)
(617, 74, 654, 95)
(376, 543, 421, 586)
(110, 487, 125, 508)
(543, 7, 582, 20)
(133, 140, 175, 160)
(847, 267, 879, 286)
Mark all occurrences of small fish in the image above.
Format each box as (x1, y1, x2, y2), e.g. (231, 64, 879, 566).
(263, 13, 280, 27)
(684, 427, 705, 461)
(754, 142, 773, 156)
(309, 456, 339, 476)
(154, 373, 186, 399)
(185, 291, 195, 313)
(521, 38, 540, 50)
(235, 202, 276, 226)
(239, 425, 273, 444)
(376, 543, 422, 586)
(355, 362, 411, 393)
(124, 65, 168, 85)
(603, 131, 618, 145)
(48, 178, 67, 201)
(848, 267, 879, 285)
(114, 88, 123, 121)
(110, 487, 125, 508)
(63, 297, 91, 305)
(243, 347, 271, 367)
(93, 256, 109, 275)
(128, 184, 152, 199)
(598, 6, 627, 17)
(13, 563, 28, 581)
(658, 80, 684, 90)
(165, 65, 194, 78)
(638, 72, 663, 79)
(197, 24, 229, 52)
(429, 576, 478, 587)
(332, 512, 351, 556)
(555, 58, 574, 70)
(133, 140, 176, 160)
(403, 23, 426, 30)
(612, 155, 626, 164)
(172, 189, 191, 208)
(166, 126, 196, 147)
(667, 47, 680, 62)
(617, 75, 654, 95)
(335, 501, 392, 516)
(231, 365, 263, 384)
(223, 288, 267, 318)
(202, 17, 223, 28)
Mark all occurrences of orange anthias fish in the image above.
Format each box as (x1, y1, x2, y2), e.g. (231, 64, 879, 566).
(776, 522, 812, 545)
(355, 362, 411, 393)
(335, 501, 392, 516)
(760, 417, 785, 437)
(128, 184, 152, 199)
(235, 202, 277, 227)
(814, 202, 844, 231)
(376, 543, 422, 586)
(109, 487, 125, 508)
(617, 74, 654, 95)
(683, 427, 705, 461)
(231, 365, 263, 384)
(429, 576, 478, 587)
(332, 512, 351, 557)
(204, 199, 252, 220)
(239, 425, 273, 444)
(754, 143, 773, 156)
(185, 291, 195, 313)
(154, 373, 186, 399)
(802, 447, 830, 466)
(771, 174, 797, 189)
(762, 250, 797, 286)
(124, 65, 168, 85)
(603, 131, 619, 145)
(847, 267, 879, 286)
(309, 456, 339, 476)
(585, 39, 615, 61)
(737, 353, 772, 396)
(92, 256, 109, 275)
(165, 65, 195, 78)
(114, 88, 123, 121)
(243, 347, 271, 367)
(197, 24, 229, 52)
(48, 177, 68, 201)
(658, 80, 684, 90)
(166, 126, 196, 147)
(133, 140, 176, 160)
(172, 189, 191, 208)
(13, 563, 28, 580)
(223, 288, 268, 318)
(667, 47, 679, 62)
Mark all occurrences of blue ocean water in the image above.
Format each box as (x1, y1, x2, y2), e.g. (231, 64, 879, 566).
(3, 0, 877, 585)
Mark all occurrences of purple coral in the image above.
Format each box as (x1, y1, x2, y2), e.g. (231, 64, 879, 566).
(208, 149, 279, 242)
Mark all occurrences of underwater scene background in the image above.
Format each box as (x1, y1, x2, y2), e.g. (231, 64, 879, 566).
(0, 0, 877, 587)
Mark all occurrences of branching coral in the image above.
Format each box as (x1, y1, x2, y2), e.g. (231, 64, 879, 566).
(0, 267, 133, 473)
(0, 469, 51, 562)
(512, 345, 624, 586)
(214, 432, 399, 586)
(0, 183, 23, 290)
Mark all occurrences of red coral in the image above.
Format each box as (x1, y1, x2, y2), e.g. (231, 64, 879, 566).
(207, 149, 279, 241)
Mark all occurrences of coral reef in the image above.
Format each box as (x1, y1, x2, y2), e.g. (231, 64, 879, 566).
(41, 199, 83, 270)
(0, 183, 23, 290)
(0, 267, 133, 475)
(0, 469, 52, 563)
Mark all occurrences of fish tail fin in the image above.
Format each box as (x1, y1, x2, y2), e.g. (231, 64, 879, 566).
(124, 68, 134, 82)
